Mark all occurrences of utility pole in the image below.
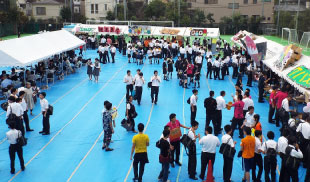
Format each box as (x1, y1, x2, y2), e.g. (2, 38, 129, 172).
(261, 0, 265, 18)
(70, 0, 73, 22)
(124, 0, 127, 20)
(296, 0, 301, 30)
(232, 0, 235, 16)
(276, 0, 281, 35)
(115, 0, 118, 20)
(178, 0, 180, 27)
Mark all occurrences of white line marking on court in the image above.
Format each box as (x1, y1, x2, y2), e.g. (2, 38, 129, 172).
(176, 88, 186, 182)
(66, 94, 126, 182)
(8, 64, 126, 182)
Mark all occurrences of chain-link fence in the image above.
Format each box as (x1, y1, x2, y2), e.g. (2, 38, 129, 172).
(0, 23, 63, 37)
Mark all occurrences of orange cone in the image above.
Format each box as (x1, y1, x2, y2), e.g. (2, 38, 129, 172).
(203, 160, 214, 182)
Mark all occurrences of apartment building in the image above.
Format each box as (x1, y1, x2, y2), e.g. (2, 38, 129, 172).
(28, 0, 64, 20)
(275, 0, 310, 11)
(189, 0, 274, 23)
(83, 0, 116, 20)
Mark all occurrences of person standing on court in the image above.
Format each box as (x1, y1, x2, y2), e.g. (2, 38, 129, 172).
(19, 91, 33, 132)
(222, 125, 237, 182)
(258, 71, 269, 103)
(190, 89, 198, 125)
(252, 130, 263, 182)
(166, 113, 190, 167)
(240, 127, 255, 182)
(6, 121, 25, 174)
(285, 136, 303, 182)
(24, 82, 35, 116)
(296, 115, 310, 169)
(6, 96, 25, 137)
(102, 101, 114, 151)
(215, 91, 226, 136)
(188, 121, 200, 180)
(134, 72, 144, 105)
(124, 70, 134, 101)
(230, 94, 245, 138)
(130, 123, 149, 182)
(277, 128, 289, 182)
(93, 58, 101, 83)
(39, 92, 50, 135)
(151, 70, 161, 105)
(261, 131, 277, 182)
(199, 126, 220, 180)
(110, 44, 116, 63)
(126, 96, 137, 133)
(157, 129, 172, 182)
(204, 91, 217, 130)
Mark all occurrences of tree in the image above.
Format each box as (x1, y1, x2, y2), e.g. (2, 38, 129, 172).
(73, 13, 87, 23)
(60, 6, 71, 22)
(206, 13, 215, 27)
(144, 0, 166, 20)
(106, 11, 115, 20)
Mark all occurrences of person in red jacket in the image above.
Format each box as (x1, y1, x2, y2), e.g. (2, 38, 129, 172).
(274, 87, 288, 127)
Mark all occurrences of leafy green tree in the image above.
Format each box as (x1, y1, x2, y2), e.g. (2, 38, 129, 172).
(106, 10, 115, 20)
(60, 6, 71, 22)
(144, 0, 166, 20)
(207, 13, 215, 27)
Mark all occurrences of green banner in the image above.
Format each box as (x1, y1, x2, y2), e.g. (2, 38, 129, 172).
(288, 66, 310, 88)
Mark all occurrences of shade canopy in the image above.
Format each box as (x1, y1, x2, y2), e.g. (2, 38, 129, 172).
(0, 30, 85, 67)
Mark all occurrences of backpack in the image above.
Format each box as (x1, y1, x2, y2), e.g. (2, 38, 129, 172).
(265, 142, 277, 159)
(6, 106, 17, 124)
(47, 105, 53, 115)
(285, 146, 301, 170)
(219, 137, 236, 159)
(180, 133, 194, 155)
(147, 82, 152, 88)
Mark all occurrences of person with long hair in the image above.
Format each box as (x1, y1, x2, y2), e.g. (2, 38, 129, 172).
(93, 58, 101, 83)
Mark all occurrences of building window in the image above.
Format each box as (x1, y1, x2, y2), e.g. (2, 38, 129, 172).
(95, 4, 98, 14)
(228, 3, 239, 9)
(104, 4, 107, 11)
(253, 0, 257, 4)
(252, 15, 260, 20)
(204, 0, 218, 4)
(244, 0, 248, 4)
(267, 17, 271, 21)
(36, 7, 46, 15)
(91, 4, 94, 14)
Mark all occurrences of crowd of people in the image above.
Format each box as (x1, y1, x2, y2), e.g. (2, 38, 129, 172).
(94, 34, 310, 182)
(3, 33, 310, 182)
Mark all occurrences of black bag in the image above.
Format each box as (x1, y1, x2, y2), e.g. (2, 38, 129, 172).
(17, 132, 27, 147)
(180, 134, 194, 155)
(296, 123, 306, 145)
(1, 102, 8, 111)
(6, 106, 17, 124)
(265, 143, 277, 158)
(187, 97, 190, 104)
(121, 118, 132, 131)
(219, 138, 236, 159)
(147, 82, 152, 88)
(47, 105, 53, 115)
(285, 146, 301, 170)
(237, 150, 243, 158)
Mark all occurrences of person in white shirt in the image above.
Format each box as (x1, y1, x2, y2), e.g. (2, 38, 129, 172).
(18, 92, 33, 132)
(261, 131, 277, 182)
(110, 44, 116, 63)
(100, 37, 106, 44)
(6, 96, 25, 136)
(134, 72, 145, 105)
(242, 92, 254, 116)
(39, 92, 50, 135)
(151, 70, 161, 104)
(179, 46, 186, 59)
(93, 58, 101, 83)
(147, 48, 153, 64)
(103, 44, 110, 63)
(195, 53, 203, 72)
(127, 46, 132, 63)
(296, 115, 310, 168)
(281, 95, 293, 128)
(285, 136, 304, 181)
(215, 91, 226, 135)
(243, 106, 255, 128)
(190, 89, 198, 125)
(277, 128, 289, 182)
(187, 45, 193, 62)
(221, 125, 237, 182)
(187, 121, 200, 180)
(213, 57, 220, 80)
(199, 126, 220, 180)
(6, 121, 25, 174)
(124, 70, 134, 100)
(98, 44, 104, 63)
(252, 130, 263, 182)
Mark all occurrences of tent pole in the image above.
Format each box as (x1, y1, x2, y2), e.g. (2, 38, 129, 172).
(24, 66, 26, 85)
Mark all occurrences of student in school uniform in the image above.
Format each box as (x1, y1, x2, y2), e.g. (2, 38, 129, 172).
(86, 59, 93, 80)
(193, 64, 200, 88)
(187, 121, 200, 180)
(134, 72, 144, 105)
(190, 89, 198, 125)
(93, 58, 101, 83)
(127, 46, 132, 63)
(277, 128, 289, 182)
(261, 131, 277, 182)
(18, 92, 33, 132)
(147, 48, 153, 64)
(6, 96, 25, 137)
(39, 92, 50, 135)
(132, 46, 137, 63)
(215, 91, 226, 136)
(222, 125, 237, 182)
(124, 70, 134, 101)
(195, 53, 202, 72)
(6, 121, 25, 174)
(110, 44, 116, 63)
(167, 58, 174, 80)
(213, 57, 220, 80)
(206, 55, 213, 79)
(150, 71, 161, 105)
(126, 96, 137, 133)
(157, 129, 171, 182)
(162, 58, 168, 81)
(285, 136, 304, 182)
(199, 126, 220, 180)
(252, 130, 263, 182)
(296, 115, 310, 169)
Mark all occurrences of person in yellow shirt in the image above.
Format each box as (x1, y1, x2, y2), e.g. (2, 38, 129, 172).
(130, 123, 149, 182)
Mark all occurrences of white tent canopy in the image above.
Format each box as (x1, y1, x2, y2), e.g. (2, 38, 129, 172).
(0, 30, 85, 67)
